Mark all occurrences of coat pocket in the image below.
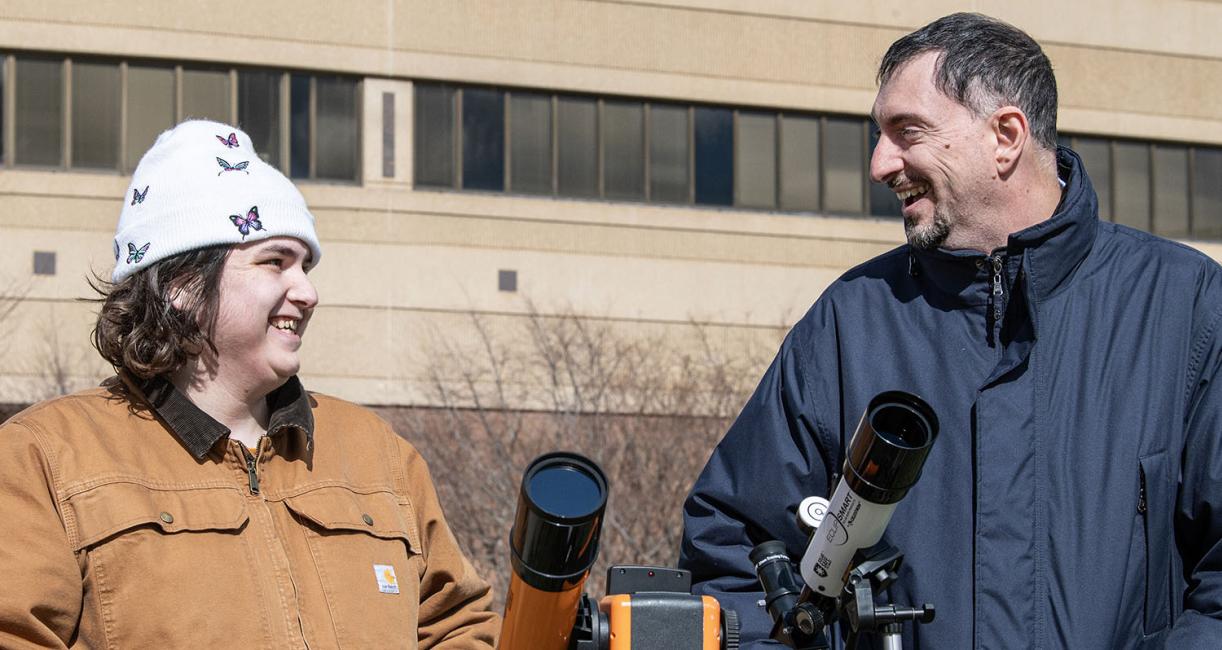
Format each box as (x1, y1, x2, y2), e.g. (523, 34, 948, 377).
(284, 486, 422, 647)
(64, 481, 264, 647)
(1138, 451, 1171, 636)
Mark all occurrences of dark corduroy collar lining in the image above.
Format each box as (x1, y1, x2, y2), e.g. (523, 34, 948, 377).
(136, 375, 315, 459)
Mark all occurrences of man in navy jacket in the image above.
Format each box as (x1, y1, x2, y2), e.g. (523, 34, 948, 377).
(680, 13, 1222, 649)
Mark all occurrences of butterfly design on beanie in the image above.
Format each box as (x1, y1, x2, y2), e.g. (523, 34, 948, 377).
(217, 157, 250, 175)
(126, 242, 151, 264)
(229, 206, 264, 238)
(130, 185, 149, 206)
(216, 132, 239, 148)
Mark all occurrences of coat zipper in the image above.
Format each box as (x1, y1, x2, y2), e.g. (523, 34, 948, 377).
(990, 254, 1005, 323)
(240, 443, 261, 495)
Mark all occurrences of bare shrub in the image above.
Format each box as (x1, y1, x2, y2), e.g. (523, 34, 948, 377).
(377, 304, 785, 611)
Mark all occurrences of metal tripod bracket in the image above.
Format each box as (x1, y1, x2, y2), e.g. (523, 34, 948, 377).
(841, 543, 935, 650)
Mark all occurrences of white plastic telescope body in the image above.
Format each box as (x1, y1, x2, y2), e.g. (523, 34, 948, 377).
(796, 391, 938, 599)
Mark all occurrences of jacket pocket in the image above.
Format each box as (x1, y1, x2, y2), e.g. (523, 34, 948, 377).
(1138, 451, 1171, 636)
(65, 482, 265, 648)
(284, 486, 422, 647)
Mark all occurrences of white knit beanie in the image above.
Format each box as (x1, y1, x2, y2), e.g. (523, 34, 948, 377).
(112, 119, 322, 282)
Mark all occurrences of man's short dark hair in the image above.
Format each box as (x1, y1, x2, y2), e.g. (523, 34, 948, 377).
(878, 12, 1058, 150)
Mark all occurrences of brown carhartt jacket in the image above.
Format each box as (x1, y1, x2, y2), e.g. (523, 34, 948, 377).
(0, 377, 499, 649)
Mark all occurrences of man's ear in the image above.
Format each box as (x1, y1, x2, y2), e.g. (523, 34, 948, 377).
(992, 105, 1029, 177)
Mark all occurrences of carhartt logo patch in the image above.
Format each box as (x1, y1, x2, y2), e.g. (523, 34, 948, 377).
(374, 564, 399, 594)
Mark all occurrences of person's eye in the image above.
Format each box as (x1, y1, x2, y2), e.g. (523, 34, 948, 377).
(261, 258, 284, 268)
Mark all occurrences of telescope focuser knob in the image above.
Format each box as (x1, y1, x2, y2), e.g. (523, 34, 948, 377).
(796, 496, 831, 536)
(721, 608, 740, 650)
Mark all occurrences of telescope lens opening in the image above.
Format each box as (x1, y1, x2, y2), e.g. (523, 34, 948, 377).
(870, 404, 931, 449)
(527, 464, 605, 519)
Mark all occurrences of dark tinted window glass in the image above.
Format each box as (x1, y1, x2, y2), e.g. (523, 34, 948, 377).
(823, 118, 864, 214)
(1193, 148, 1222, 240)
(694, 107, 732, 206)
(382, 92, 394, 178)
(71, 60, 120, 169)
(1113, 141, 1150, 231)
(736, 112, 775, 209)
(1073, 138, 1112, 219)
(414, 84, 454, 188)
(0, 61, 4, 164)
(780, 115, 819, 211)
(558, 96, 597, 197)
(461, 88, 504, 191)
(1152, 145, 1188, 238)
(510, 93, 551, 194)
(868, 128, 902, 217)
(649, 104, 688, 203)
(125, 64, 174, 171)
(603, 100, 644, 200)
(181, 67, 229, 122)
(315, 75, 358, 180)
(289, 74, 310, 178)
(239, 70, 281, 168)
(16, 57, 62, 166)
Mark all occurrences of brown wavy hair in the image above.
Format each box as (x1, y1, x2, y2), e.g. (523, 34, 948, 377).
(91, 245, 230, 379)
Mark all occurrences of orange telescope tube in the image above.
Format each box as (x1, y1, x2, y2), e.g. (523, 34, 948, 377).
(500, 452, 608, 650)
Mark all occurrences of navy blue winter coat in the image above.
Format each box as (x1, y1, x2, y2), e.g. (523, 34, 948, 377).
(680, 149, 1222, 649)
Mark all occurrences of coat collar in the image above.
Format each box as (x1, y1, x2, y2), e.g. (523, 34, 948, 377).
(908, 146, 1098, 305)
(120, 373, 315, 459)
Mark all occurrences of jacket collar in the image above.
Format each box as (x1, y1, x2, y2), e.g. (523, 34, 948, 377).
(909, 146, 1098, 304)
(124, 373, 315, 459)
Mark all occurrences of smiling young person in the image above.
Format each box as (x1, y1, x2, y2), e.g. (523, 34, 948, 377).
(0, 120, 499, 648)
(681, 13, 1222, 649)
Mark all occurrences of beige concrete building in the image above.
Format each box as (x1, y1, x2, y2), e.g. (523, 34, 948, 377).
(1, 1, 1221, 408)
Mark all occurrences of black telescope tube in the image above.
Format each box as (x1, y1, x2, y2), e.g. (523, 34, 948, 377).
(843, 391, 939, 505)
(509, 452, 609, 592)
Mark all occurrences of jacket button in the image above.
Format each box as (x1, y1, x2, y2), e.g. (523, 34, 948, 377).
(160, 512, 174, 524)
(362, 514, 374, 525)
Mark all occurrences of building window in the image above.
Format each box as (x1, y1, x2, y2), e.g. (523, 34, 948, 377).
(779, 114, 820, 212)
(649, 103, 689, 203)
(1113, 141, 1151, 232)
(1072, 137, 1112, 220)
(693, 107, 733, 206)
(461, 87, 504, 191)
(125, 64, 175, 172)
(1152, 145, 1189, 239)
(602, 100, 644, 200)
(33, 251, 56, 276)
(509, 92, 552, 194)
(70, 60, 120, 169)
(181, 66, 231, 123)
(314, 75, 359, 181)
(498, 269, 518, 292)
(1, 52, 360, 182)
(823, 117, 865, 215)
(239, 69, 281, 169)
(15, 56, 63, 166)
(558, 96, 598, 197)
(1193, 148, 1222, 240)
(736, 111, 777, 209)
(414, 84, 455, 188)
